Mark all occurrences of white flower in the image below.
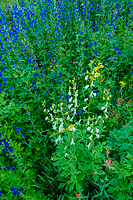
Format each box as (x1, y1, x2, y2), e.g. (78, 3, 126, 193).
(55, 139, 58, 144)
(92, 71, 94, 75)
(105, 102, 108, 107)
(44, 109, 46, 112)
(96, 128, 99, 133)
(89, 91, 94, 97)
(94, 73, 97, 78)
(96, 134, 100, 139)
(58, 135, 62, 141)
(76, 119, 81, 125)
(74, 108, 76, 114)
(90, 129, 93, 133)
(93, 92, 97, 97)
(84, 98, 88, 102)
(89, 135, 93, 141)
(85, 85, 89, 89)
(69, 97, 73, 103)
(45, 116, 48, 120)
(87, 143, 91, 149)
(59, 122, 64, 132)
(79, 119, 81, 124)
(101, 106, 105, 110)
(105, 114, 108, 118)
(70, 116, 74, 122)
(70, 127, 76, 132)
(104, 108, 107, 113)
(71, 138, 75, 145)
(55, 135, 62, 144)
(74, 92, 78, 98)
(68, 104, 73, 109)
(53, 124, 57, 130)
(83, 106, 88, 111)
(85, 75, 88, 81)
(90, 80, 94, 87)
(65, 153, 69, 157)
(98, 116, 102, 119)
(87, 127, 91, 131)
(107, 96, 110, 100)
(73, 99, 78, 107)
(68, 90, 71, 96)
(64, 146, 67, 150)
(60, 118, 63, 122)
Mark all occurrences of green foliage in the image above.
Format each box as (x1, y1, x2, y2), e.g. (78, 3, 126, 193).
(0, 0, 133, 199)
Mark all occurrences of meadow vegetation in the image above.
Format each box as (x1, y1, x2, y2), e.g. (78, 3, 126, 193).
(0, 0, 133, 199)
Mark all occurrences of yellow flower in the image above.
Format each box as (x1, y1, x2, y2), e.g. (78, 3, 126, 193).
(119, 81, 126, 87)
(96, 72, 102, 78)
(94, 67, 100, 71)
(98, 63, 104, 68)
(89, 76, 96, 81)
(69, 124, 75, 128)
(62, 124, 75, 135)
(99, 64, 104, 68)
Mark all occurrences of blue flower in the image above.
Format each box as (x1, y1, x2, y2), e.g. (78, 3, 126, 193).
(2, 148, 6, 153)
(77, 109, 82, 114)
(32, 82, 36, 86)
(21, 104, 24, 107)
(46, 90, 49, 93)
(79, 38, 82, 42)
(8, 148, 13, 152)
(7, 166, 10, 170)
(34, 73, 39, 77)
(88, 56, 92, 60)
(5, 142, 9, 148)
(58, 71, 62, 78)
(64, 95, 69, 102)
(2, 138, 6, 143)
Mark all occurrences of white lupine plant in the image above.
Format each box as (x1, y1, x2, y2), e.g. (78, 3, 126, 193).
(42, 61, 112, 193)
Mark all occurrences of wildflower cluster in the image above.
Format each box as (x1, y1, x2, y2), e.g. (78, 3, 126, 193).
(0, 0, 132, 199)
